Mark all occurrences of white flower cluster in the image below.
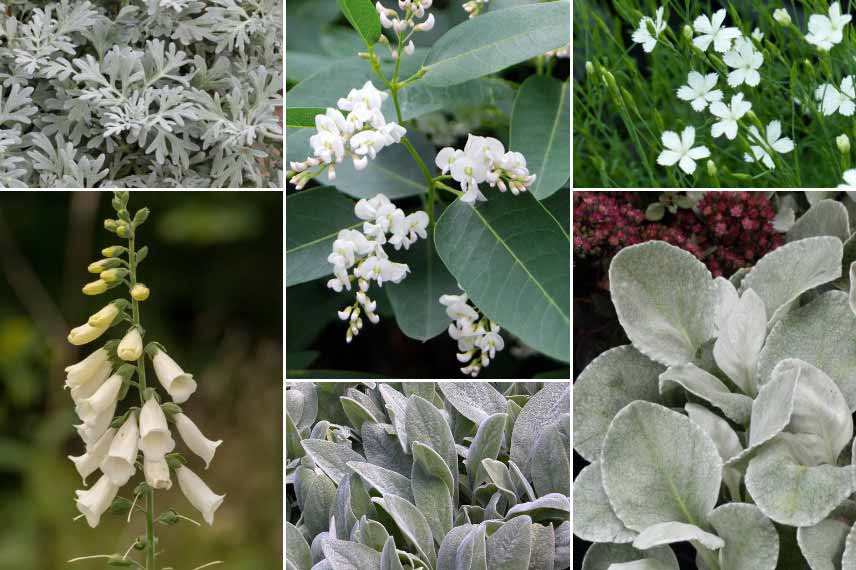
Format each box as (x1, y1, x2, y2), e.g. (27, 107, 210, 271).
(66, 334, 223, 528)
(328, 193, 429, 343)
(375, 0, 435, 58)
(440, 291, 504, 377)
(462, 0, 490, 19)
(289, 81, 406, 189)
(806, 1, 851, 51)
(435, 134, 535, 204)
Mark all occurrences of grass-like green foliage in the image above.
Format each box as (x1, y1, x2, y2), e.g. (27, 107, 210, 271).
(286, 381, 570, 570)
(574, 199, 856, 569)
(0, 0, 282, 188)
(574, 0, 856, 187)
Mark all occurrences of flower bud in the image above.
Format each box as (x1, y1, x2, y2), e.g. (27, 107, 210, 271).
(68, 322, 109, 346)
(773, 8, 791, 25)
(131, 283, 150, 301)
(707, 160, 717, 176)
(88, 258, 122, 273)
(682, 24, 693, 39)
(82, 279, 108, 295)
(838, 133, 851, 154)
(414, 13, 434, 31)
(118, 328, 143, 361)
(88, 300, 126, 328)
(585, 61, 594, 75)
(116, 223, 130, 238)
(100, 268, 128, 283)
(104, 219, 118, 232)
(102, 246, 126, 258)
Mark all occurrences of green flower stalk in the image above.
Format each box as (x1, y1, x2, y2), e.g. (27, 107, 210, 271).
(65, 192, 224, 570)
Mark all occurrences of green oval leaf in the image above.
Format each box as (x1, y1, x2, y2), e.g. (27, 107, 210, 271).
(286, 107, 327, 128)
(434, 192, 570, 362)
(286, 187, 360, 287)
(336, 0, 381, 47)
(509, 76, 569, 200)
(421, 2, 570, 86)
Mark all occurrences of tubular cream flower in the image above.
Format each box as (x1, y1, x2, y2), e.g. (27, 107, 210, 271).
(743, 120, 794, 169)
(815, 76, 856, 116)
(676, 71, 723, 111)
(177, 465, 225, 525)
(631, 5, 666, 53)
(75, 474, 120, 528)
(805, 1, 851, 51)
(100, 411, 139, 486)
(65, 347, 112, 391)
(144, 457, 173, 490)
(76, 373, 123, 426)
(723, 37, 763, 87)
(175, 413, 222, 469)
(693, 9, 741, 53)
(140, 398, 176, 459)
(149, 346, 198, 403)
(118, 328, 143, 361)
(76, 399, 117, 448)
(710, 93, 751, 140)
(68, 322, 109, 346)
(68, 427, 116, 484)
(88, 301, 122, 328)
(82, 279, 109, 295)
(656, 126, 710, 175)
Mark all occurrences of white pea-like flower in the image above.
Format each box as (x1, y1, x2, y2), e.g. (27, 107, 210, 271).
(139, 397, 176, 459)
(805, 1, 851, 51)
(656, 126, 710, 174)
(174, 413, 223, 469)
(76, 373, 123, 425)
(440, 290, 504, 376)
(435, 147, 462, 173)
(68, 427, 116, 484)
(75, 474, 120, 528)
(118, 328, 143, 361)
(692, 9, 741, 53)
(676, 71, 723, 111)
(144, 457, 173, 490)
(815, 76, 856, 116)
(710, 92, 752, 140)
(68, 322, 109, 346)
(451, 154, 488, 204)
(100, 411, 139, 486)
(177, 465, 225, 526)
(631, 5, 667, 53)
(437, 135, 534, 203)
(743, 120, 794, 169)
(723, 37, 763, 87)
(150, 347, 198, 403)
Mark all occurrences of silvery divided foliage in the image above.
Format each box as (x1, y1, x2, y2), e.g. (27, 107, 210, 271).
(574, 198, 856, 569)
(0, 0, 282, 188)
(285, 381, 570, 570)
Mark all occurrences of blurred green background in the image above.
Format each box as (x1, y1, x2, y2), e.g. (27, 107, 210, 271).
(0, 192, 282, 569)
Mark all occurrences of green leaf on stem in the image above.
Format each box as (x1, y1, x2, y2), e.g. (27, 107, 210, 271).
(286, 107, 327, 128)
(337, 0, 382, 47)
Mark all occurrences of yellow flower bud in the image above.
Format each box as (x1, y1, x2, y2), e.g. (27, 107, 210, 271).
(838, 134, 851, 154)
(100, 268, 126, 283)
(116, 223, 129, 238)
(68, 322, 108, 346)
(88, 302, 121, 328)
(131, 284, 151, 301)
(102, 246, 125, 258)
(118, 328, 144, 361)
(88, 258, 120, 274)
(104, 219, 118, 232)
(82, 279, 108, 295)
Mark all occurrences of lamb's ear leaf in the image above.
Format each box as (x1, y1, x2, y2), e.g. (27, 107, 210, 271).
(480, 458, 517, 503)
(486, 516, 532, 570)
(356, 516, 391, 551)
(632, 522, 723, 551)
(842, 523, 856, 569)
(373, 494, 436, 568)
(509, 75, 570, 200)
(321, 537, 382, 570)
(434, 191, 570, 362)
(421, 2, 569, 87)
(334, 472, 357, 540)
(341, 396, 381, 430)
(573, 462, 636, 544)
(378, 384, 409, 454)
(745, 440, 856, 527)
(787, 199, 850, 242)
(362, 422, 413, 477)
(507, 460, 536, 503)
(708, 503, 778, 570)
(286, 522, 313, 570)
(609, 241, 717, 366)
(580, 543, 679, 570)
(713, 287, 767, 396)
(796, 518, 850, 570)
(302, 439, 365, 484)
(740, 236, 843, 324)
(554, 521, 571, 570)
(684, 404, 743, 500)
(659, 364, 753, 425)
(336, 0, 381, 47)
(505, 493, 570, 524)
(380, 536, 404, 570)
(528, 523, 556, 570)
(285, 187, 359, 287)
(849, 261, 856, 317)
(607, 561, 679, 570)
(601, 401, 722, 532)
(573, 345, 664, 462)
(347, 461, 414, 503)
(438, 383, 507, 424)
(529, 423, 570, 497)
(411, 451, 454, 547)
(510, 382, 569, 477)
(455, 524, 487, 570)
(437, 524, 475, 570)
(466, 413, 507, 486)
(302, 469, 338, 539)
(758, 291, 856, 411)
(405, 395, 458, 499)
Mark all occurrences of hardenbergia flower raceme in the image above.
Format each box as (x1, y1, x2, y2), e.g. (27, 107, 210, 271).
(66, 191, 223, 570)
